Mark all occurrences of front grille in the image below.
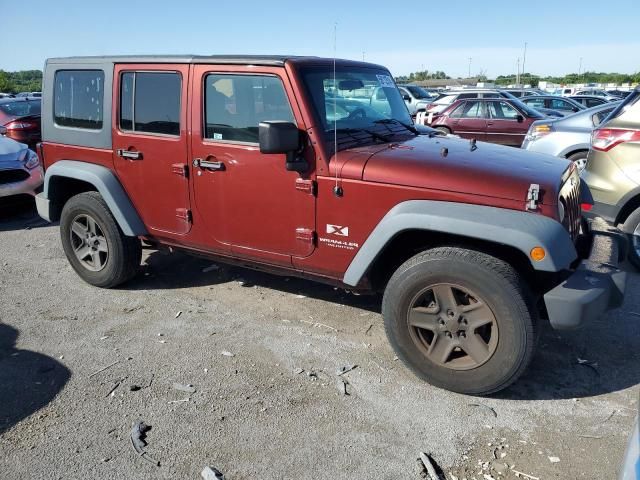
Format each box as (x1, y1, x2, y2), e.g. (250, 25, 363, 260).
(559, 170, 581, 241)
(0, 169, 29, 185)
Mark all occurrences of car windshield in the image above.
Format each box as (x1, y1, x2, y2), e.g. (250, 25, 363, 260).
(301, 66, 414, 153)
(0, 100, 41, 116)
(406, 86, 433, 99)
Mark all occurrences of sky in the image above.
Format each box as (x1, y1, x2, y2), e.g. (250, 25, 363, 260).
(2, 0, 639, 78)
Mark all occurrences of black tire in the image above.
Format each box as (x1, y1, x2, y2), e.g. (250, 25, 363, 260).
(566, 151, 588, 172)
(382, 247, 536, 395)
(621, 206, 640, 270)
(435, 126, 451, 135)
(60, 192, 142, 288)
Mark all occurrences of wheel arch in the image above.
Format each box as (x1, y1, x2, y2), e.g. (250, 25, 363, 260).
(39, 160, 147, 236)
(343, 200, 577, 288)
(616, 191, 640, 232)
(563, 147, 589, 159)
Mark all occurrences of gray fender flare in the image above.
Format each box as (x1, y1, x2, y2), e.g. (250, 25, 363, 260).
(343, 200, 577, 286)
(41, 160, 147, 236)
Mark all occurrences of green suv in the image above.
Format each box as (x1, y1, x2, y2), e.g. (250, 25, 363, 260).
(583, 87, 640, 266)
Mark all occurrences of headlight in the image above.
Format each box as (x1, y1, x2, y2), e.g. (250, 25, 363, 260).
(23, 149, 40, 170)
(558, 198, 566, 223)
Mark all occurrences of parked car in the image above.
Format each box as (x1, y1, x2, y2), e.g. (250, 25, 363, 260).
(522, 102, 621, 171)
(0, 93, 15, 99)
(397, 85, 437, 116)
(15, 92, 41, 98)
(569, 95, 610, 108)
(520, 95, 585, 116)
(619, 404, 639, 479)
(608, 90, 632, 99)
(554, 87, 577, 96)
(503, 88, 546, 98)
(582, 87, 640, 267)
(0, 97, 42, 146)
(423, 89, 514, 118)
(0, 128, 43, 199)
(430, 97, 545, 146)
(574, 89, 618, 101)
(35, 55, 626, 395)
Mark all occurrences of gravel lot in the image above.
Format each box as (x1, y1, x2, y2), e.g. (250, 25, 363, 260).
(1, 198, 638, 480)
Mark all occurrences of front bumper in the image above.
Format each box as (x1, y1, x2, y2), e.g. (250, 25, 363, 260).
(0, 166, 44, 199)
(544, 217, 627, 329)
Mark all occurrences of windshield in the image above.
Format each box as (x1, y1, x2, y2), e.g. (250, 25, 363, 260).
(0, 100, 41, 116)
(406, 86, 433, 99)
(301, 66, 414, 153)
(511, 97, 545, 118)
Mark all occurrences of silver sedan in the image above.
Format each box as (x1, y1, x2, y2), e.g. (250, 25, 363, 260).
(522, 102, 620, 172)
(0, 128, 43, 199)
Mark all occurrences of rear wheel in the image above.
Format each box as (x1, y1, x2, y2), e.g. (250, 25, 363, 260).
(382, 247, 536, 395)
(60, 192, 141, 288)
(622, 206, 640, 270)
(435, 126, 451, 135)
(567, 151, 588, 172)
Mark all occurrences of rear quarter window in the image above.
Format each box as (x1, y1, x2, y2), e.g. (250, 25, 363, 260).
(606, 89, 640, 122)
(54, 70, 105, 129)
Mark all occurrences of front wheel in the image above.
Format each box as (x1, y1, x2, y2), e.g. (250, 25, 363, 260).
(567, 151, 588, 172)
(60, 192, 142, 288)
(382, 247, 536, 395)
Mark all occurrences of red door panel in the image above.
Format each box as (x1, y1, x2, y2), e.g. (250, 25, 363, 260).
(190, 64, 316, 266)
(112, 64, 191, 237)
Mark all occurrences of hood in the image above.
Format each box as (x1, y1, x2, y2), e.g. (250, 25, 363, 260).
(360, 135, 570, 205)
(0, 136, 28, 167)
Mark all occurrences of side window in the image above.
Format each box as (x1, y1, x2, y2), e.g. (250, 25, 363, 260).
(487, 101, 519, 119)
(525, 98, 545, 109)
(550, 99, 570, 110)
(204, 74, 294, 143)
(54, 70, 104, 129)
(592, 108, 614, 127)
(457, 93, 476, 99)
(119, 71, 181, 136)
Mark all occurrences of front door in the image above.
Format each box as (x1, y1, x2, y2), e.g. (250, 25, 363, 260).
(190, 65, 316, 266)
(112, 64, 191, 236)
(485, 100, 527, 146)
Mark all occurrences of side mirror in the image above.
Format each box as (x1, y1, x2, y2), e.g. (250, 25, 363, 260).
(0, 126, 6, 135)
(516, 114, 524, 123)
(403, 95, 411, 102)
(259, 121, 307, 173)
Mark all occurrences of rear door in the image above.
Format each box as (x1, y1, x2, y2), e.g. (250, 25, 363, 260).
(486, 100, 527, 146)
(112, 64, 191, 236)
(448, 100, 487, 141)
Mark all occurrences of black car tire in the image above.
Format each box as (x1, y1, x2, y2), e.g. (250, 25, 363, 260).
(621, 206, 640, 270)
(382, 247, 537, 395)
(567, 151, 589, 172)
(60, 192, 142, 288)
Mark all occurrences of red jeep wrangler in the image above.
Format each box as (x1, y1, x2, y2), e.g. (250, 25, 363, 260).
(36, 55, 626, 394)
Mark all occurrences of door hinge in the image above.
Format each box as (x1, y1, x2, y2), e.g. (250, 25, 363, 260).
(526, 183, 540, 211)
(295, 178, 316, 196)
(176, 208, 192, 223)
(295, 228, 315, 244)
(172, 163, 188, 178)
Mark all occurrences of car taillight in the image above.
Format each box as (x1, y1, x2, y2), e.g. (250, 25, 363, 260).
(526, 123, 553, 141)
(591, 128, 640, 152)
(4, 120, 38, 131)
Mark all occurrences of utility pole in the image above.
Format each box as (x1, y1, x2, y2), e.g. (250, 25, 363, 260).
(516, 58, 520, 86)
(468, 57, 472, 78)
(578, 57, 583, 77)
(522, 42, 527, 83)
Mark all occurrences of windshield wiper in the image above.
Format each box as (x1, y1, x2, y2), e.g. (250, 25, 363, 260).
(334, 127, 392, 143)
(374, 118, 420, 135)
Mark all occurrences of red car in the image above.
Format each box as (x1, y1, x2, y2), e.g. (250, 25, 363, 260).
(430, 97, 544, 147)
(0, 97, 41, 147)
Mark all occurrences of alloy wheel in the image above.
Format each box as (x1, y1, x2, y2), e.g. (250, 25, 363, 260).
(69, 214, 109, 272)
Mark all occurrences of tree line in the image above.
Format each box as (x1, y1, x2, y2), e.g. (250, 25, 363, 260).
(395, 69, 640, 86)
(0, 70, 43, 93)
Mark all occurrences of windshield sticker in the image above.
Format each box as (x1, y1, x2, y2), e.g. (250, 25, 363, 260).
(213, 133, 223, 140)
(376, 74, 395, 88)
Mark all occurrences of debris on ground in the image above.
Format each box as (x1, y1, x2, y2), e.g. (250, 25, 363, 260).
(293, 368, 304, 375)
(511, 469, 539, 479)
(173, 383, 197, 394)
(468, 403, 498, 418)
(576, 357, 599, 374)
(202, 264, 220, 273)
(338, 378, 350, 396)
(175, 311, 182, 318)
(130, 420, 159, 466)
(221, 351, 235, 357)
(88, 360, 120, 378)
(419, 452, 441, 480)
(168, 398, 190, 404)
(129, 384, 141, 392)
(548, 456, 560, 463)
(105, 377, 127, 397)
(336, 365, 357, 376)
(201, 466, 225, 480)
(364, 324, 373, 335)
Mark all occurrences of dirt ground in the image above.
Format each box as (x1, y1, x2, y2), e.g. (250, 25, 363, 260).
(0, 198, 638, 480)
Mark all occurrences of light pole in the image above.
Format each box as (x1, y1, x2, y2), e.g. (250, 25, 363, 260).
(468, 57, 472, 78)
(522, 42, 527, 83)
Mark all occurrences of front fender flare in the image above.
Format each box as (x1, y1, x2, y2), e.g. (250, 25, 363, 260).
(41, 160, 147, 236)
(343, 200, 576, 286)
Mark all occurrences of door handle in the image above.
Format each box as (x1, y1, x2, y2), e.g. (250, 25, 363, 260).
(193, 158, 225, 171)
(117, 149, 142, 160)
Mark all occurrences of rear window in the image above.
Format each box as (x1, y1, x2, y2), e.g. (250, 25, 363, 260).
(606, 88, 640, 122)
(54, 70, 104, 129)
(0, 100, 41, 116)
(433, 94, 457, 105)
